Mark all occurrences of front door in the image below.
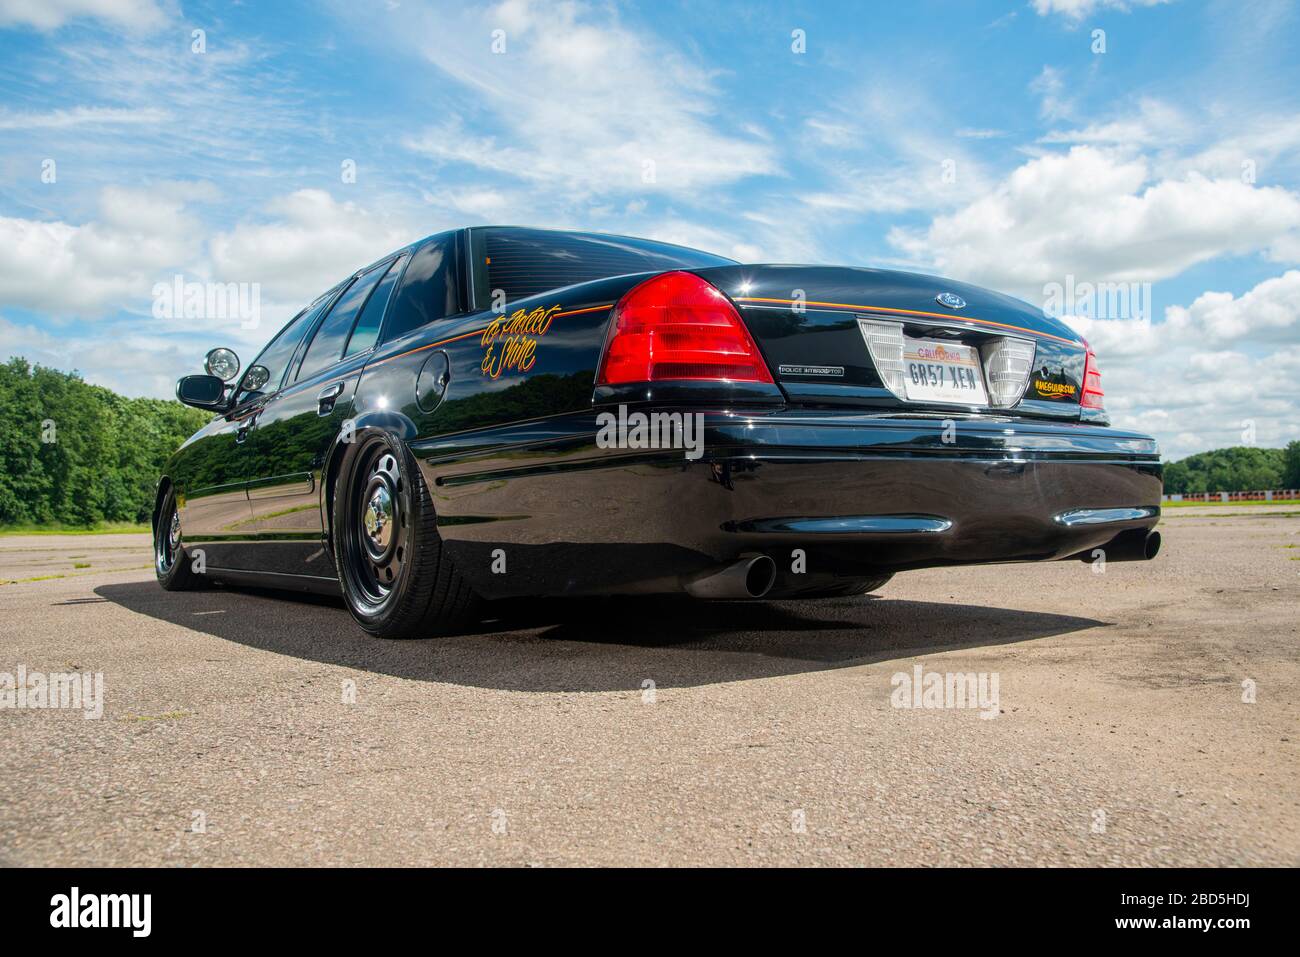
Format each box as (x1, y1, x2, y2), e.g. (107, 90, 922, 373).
(186, 300, 324, 572)
(171, 407, 257, 568)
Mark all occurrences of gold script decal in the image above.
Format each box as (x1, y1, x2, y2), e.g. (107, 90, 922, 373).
(480, 304, 562, 379)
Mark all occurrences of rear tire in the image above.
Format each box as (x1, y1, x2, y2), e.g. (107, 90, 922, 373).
(155, 488, 203, 591)
(333, 433, 480, 638)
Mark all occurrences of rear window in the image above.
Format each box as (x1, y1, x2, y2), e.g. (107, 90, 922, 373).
(474, 227, 735, 306)
(381, 232, 462, 343)
(294, 260, 389, 382)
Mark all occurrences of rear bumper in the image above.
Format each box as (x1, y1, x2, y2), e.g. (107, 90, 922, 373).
(414, 409, 1162, 598)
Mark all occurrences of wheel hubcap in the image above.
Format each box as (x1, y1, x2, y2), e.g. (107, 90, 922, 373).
(345, 445, 406, 607)
(157, 509, 180, 573)
(362, 483, 394, 560)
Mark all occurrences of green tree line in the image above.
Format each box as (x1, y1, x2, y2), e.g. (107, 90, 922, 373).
(0, 358, 211, 527)
(1163, 443, 1300, 495)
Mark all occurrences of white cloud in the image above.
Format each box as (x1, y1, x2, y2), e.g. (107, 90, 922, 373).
(0, 185, 418, 329)
(0, 0, 168, 31)
(7, 34, 316, 198)
(0, 315, 274, 398)
(0, 182, 211, 315)
(398, 0, 775, 198)
(804, 118, 857, 148)
(794, 83, 995, 218)
(1040, 98, 1191, 147)
(421, 186, 513, 221)
(1040, 99, 1300, 186)
(888, 145, 1300, 298)
(1030, 65, 1074, 121)
(1030, 0, 1171, 23)
(1267, 231, 1300, 264)
(1178, 118, 1300, 184)
(635, 218, 757, 263)
(0, 106, 169, 130)
(1165, 269, 1300, 344)
(1066, 271, 1300, 459)
(209, 189, 418, 303)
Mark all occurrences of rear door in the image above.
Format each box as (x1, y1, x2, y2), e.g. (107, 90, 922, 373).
(243, 255, 405, 575)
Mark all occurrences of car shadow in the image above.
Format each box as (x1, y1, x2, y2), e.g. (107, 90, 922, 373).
(94, 580, 1105, 692)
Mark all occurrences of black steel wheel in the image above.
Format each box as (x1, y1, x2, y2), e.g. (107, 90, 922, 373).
(342, 443, 408, 612)
(334, 434, 479, 638)
(155, 487, 202, 591)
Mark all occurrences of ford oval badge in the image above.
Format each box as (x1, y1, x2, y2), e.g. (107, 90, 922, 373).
(936, 292, 966, 310)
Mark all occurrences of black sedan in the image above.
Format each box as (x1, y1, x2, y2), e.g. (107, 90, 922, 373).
(159, 226, 1162, 638)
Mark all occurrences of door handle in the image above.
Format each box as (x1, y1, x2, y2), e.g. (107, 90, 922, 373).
(316, 382, 344, 416)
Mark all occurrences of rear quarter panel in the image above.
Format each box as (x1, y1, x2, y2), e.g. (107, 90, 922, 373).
(351, 275, 659, 573)
(353, 274, 646, 440)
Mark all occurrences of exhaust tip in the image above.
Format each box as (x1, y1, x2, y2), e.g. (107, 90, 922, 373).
(744, 554, 776, 598)
(1144, 530, 1161, 560)
(684, 552, 777, 599)
(1074, 526, 1162, 563)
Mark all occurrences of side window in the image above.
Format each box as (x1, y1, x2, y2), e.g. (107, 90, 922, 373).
(345, 253, 408, 358)
(234, 304, 321, 406)
(381, 233, 461, 343)
(295, 263, 389, 382)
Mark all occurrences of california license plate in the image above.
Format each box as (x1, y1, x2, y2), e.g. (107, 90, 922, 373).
(902, 336, 988, 405)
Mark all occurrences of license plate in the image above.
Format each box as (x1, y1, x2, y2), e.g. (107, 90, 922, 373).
(902, 336, 988, 405)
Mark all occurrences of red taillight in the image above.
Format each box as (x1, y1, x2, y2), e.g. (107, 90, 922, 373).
(596, 271, 773, 385)
(1080, 342, 1104, 410)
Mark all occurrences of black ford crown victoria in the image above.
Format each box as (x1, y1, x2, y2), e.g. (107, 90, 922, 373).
(159, 226, 1161, 638)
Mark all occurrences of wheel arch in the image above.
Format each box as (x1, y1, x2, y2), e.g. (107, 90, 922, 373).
(151, 477, 173, 536)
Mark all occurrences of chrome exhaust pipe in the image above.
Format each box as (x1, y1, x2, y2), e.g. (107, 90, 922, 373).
(684, 553, 777, 599)
(1077, 527, 1161, 563)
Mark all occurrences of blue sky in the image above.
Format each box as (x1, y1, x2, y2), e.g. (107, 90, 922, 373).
(1, 0, 1298, 459)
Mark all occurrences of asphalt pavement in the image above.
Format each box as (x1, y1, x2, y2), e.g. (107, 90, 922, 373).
(1, 507, 1296, 866)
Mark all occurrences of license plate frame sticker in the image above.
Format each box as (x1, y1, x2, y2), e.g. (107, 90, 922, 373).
(902, 336, 989, 405)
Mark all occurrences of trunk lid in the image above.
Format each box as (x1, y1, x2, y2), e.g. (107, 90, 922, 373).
(693, 264, 1088, 419)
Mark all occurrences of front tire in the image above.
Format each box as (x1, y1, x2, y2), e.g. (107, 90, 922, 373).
(155, 488, 203, 591)
(333, 434, 479, 638)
